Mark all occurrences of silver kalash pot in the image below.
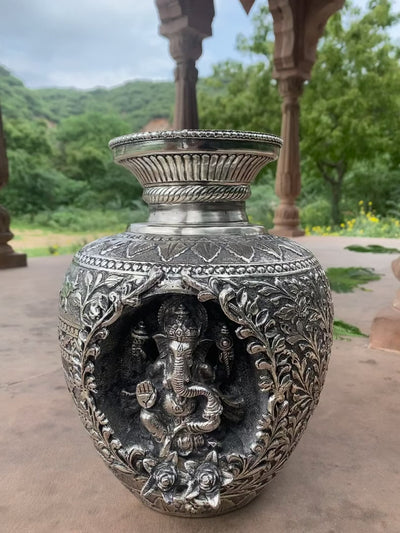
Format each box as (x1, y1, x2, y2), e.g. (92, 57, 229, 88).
(59, 130, 333, 517)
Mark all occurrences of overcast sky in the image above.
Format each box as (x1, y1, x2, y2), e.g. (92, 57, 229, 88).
(0, 0, 399, 90)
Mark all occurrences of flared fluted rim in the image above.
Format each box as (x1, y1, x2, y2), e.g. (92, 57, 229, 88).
(108, 129, 282, 192)
(108, 129, 282, 149)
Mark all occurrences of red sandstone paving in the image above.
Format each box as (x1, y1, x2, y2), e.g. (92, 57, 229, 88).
(1, 237, 400, 533)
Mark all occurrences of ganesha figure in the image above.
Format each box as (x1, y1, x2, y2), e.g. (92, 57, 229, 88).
(135, 296, 242, 458)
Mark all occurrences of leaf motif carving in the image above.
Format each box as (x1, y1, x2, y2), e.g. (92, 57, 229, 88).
(191, 239, 221, 263)
(157, 241, 187, 262)
(180, 267, 333, 501)
(126, 240, 156, 258)
(225, 241, 255, 263)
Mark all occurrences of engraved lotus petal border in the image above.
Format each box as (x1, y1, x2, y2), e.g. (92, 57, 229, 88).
(73, 233, 316, 276)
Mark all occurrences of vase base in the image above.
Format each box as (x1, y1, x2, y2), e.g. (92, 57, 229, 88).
(139, 487, 263, 518)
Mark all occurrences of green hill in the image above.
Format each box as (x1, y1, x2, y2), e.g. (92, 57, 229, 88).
(0, 65, 175, 130)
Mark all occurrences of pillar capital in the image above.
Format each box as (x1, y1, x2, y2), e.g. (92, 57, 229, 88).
(269, 0, 345, 80)
(168, 29, 204, 63)
(277, 76, 304, 101)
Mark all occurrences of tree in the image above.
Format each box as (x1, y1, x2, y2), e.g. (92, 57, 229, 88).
(300, 0, 400, 225)
(0, 118, 79, 215)
(199, 60, 280, 134)
(55, 112, 142, 208)
(198, 7, 281, 136)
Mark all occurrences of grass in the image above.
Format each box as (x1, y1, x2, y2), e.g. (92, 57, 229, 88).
(19, 243, 86, 258)
(12, 205, 148, 234)
(333, 320, 367, 340)
(326, 267, 382, 293)
(345, 244, 400, 254)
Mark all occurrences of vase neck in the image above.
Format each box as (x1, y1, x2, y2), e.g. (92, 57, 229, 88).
(129, 179, 264, 236)
(142, 182, 251, 205)
(128, 200, 264, 236)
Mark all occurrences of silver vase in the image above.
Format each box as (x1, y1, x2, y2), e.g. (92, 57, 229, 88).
(59, 130, 333, 517)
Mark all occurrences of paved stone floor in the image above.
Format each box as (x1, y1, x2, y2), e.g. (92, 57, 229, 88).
(1, 236, 400, 533)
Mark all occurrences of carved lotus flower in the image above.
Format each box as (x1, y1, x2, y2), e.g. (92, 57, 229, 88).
(183, 450, 233, 509)
(141, 452, 179, 504)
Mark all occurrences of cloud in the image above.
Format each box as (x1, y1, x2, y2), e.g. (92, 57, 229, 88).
(1, 0, 398, 89)
(0, 0, 173, 88)
(0, 0, 262, 89)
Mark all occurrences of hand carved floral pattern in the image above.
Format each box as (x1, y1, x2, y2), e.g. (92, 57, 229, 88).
(59, 248, 332, 515)
(182, 268, 332, 506)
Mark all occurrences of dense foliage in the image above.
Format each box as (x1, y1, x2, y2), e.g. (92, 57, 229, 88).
(1, 0, 399, 233)
(199, 0, 400, 229)
(300, 0, 400, 226)
(0, 68, 174, 220)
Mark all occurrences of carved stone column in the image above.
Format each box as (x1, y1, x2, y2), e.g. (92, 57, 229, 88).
(369, 257, 400, 354)
(169, 31, 202, 129)
(0, 107, 27, 269)
(156, 0, 214, 130)
(271, 76, 304, 236)
(268, 0, 345, 236)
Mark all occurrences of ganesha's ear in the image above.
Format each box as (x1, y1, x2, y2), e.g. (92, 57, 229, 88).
(153, 333, 168, 354)
(198, 338, 213, 347)
(153, 333, 166, 342)
(196, 338, 213, 358)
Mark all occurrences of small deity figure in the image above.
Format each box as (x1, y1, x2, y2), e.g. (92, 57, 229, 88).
(136, 297, 225, 457)
(121, 321, 149, 414)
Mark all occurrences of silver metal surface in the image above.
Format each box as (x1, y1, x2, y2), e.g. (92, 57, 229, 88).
(59, 130, 333, 517)
(109, 129, 282, 236)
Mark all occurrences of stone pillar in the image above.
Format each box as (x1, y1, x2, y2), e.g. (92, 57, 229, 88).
(369, 257, 400, 354)
(169, 31, 202, 129)
(271, 76, 304, 237)
(155, 0, 214, 130)
(268, 0, 344, 237)
(0, 107, 27, 269)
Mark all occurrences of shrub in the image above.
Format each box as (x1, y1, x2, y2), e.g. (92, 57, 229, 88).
(13, 205, 148, 233)
(300, 199, 332, 228)
(305, 201, 400, 238)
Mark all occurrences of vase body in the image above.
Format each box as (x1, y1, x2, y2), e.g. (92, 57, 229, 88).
(59, 130, 333, 517)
